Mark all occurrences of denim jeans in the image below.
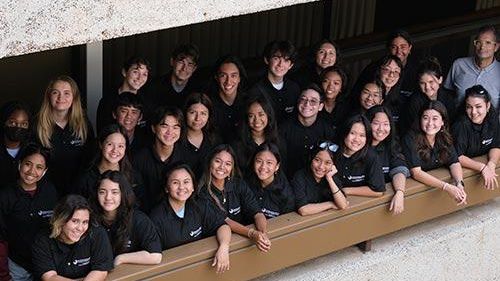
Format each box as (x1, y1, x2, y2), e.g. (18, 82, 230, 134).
(8, 258, 33, 281)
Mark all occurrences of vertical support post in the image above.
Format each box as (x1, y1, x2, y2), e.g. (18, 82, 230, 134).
(86, 41, 103, 132)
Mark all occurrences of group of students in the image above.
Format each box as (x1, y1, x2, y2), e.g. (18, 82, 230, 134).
(0, 24, 499, 281)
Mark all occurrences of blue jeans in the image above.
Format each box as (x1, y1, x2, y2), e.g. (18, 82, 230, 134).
(8, 258, 32, 281)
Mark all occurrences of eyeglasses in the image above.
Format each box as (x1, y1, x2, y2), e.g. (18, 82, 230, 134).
(473, 40, 496, 48)
(319, 141, 339, 152)
(381, 67, 401, 77)
(298, 97, 320, 107)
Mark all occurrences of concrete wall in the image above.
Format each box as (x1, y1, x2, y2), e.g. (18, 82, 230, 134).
(0, 0, 317, 59)
(257, 197, 500, 281)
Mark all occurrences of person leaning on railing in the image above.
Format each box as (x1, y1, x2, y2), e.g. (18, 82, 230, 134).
(402, 101, 467, 205)
(452, 85, 500, 190)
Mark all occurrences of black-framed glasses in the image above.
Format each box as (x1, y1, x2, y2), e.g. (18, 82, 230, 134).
(319, 141, 339, 152)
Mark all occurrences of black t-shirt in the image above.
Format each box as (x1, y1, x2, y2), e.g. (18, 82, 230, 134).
(280, 116, 335, 179)
(452, 115, 500, 158)
(247, 173, 295, 219)
(211, 93, 244, 144)
(149, 199, 226, 250)
(133, 145, 183, 213)
(198, 178, 261, 225)
(0, 142, 22, 187)
(248, 77, 300, 124)
(402, 132, 459, 171)
(42, 121, 95, 196)
(103, 210, 161, 256)
(177, 135, 219, 179)
(335, 148, 386, 192)
(0, 180, 58, 271)
(291, 168, 343, 210)
(32, 225, 114, 280)
(373, 141, 408, 183)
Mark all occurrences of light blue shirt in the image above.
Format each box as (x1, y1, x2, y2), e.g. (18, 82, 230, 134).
(444, 57, 500, 109)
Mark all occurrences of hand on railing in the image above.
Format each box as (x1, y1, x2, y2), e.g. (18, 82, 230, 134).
(481, 163, 498, 190)
(249, 229, 271, 253)
(389, 190, 404, 215)
(444, 183, 467, 205)
(213, 244, 230, 274)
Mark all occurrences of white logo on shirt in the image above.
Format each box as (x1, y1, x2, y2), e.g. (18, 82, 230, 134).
(285, 106, 294, 113)
(347, 175, 365, 182)
(262, 208, 280, 218)
(37, 210, 53, 218)
(70, 138, 84, 146)
(482, 138, 493, 146)
(382, 166, 390, 174)
(228, 207, 241, 215)
(190, 226, 202, 237)
(72, 257, 90, 266)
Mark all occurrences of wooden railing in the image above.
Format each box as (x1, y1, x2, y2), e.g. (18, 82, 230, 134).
(107, 156, 500, 280)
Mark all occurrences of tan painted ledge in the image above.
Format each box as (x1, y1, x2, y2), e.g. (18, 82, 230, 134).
(0, 0, 317, 59)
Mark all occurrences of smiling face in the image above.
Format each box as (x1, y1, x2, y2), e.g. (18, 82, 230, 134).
(254, 151, 279, 185)
(97, 178, 121, 215)
(122, 63, 149, 91)
(371, 112, 391, 144)
(321, 71, 342, 101)
(379, 60, 401, 89)
(216, 63, 240, 98)
(152, 115, 181, 147)
(389, 36, 412, 65)
(247, 102, 269, 134)
(420, 109, 444, 136)
(49, 81, 74, 113)
(419, 73, 442, 99)
(210, 151, 234, 183)
(171, 56, 197, 82)
(315, 43, 337, 70)
(466, 96, 490, 125)
(101, 132, 126, 165)
(186, 103, 209, 132)
(114, 106, 142, 133)
(298, 89, 323, 120)
(310, 150, 334, 182)
(166, 168, 194, 204)
(19, 153, 47, 189)
(344, 122, 367, 156)
(266, 52, 293, 79)
(60, 209, 89, 244)
(360, 82, 383, 110)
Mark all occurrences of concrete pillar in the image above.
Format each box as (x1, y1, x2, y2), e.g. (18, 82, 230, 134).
(86, 41, 102, 131)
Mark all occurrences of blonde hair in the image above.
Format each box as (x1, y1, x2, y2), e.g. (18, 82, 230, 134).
(36, 75, 88, 148)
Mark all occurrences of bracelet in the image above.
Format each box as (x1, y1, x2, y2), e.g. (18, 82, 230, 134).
(332, 189, 341, 195)
(247, 228, 255, 238)
(480, 164, 487, 172)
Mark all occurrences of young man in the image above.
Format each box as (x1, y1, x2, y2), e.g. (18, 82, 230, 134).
(249, 40, 300, 124)
(280, 84, 335, 179)
(143, 44, 200, 115)
(96, 56, 150, 133)
(444, 24, 500, 109)
(112, 92, 150, 155)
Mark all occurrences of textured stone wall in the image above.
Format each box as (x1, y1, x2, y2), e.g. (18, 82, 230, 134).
(0, 0, 316, 59)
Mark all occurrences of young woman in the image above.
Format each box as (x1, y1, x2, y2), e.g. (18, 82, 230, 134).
(0, 143, 58, 280)
(319, 66, 349, 128)
(402, 101, 467, 205)
(246, 142, 295, 219)
(335, 115, 386, 197)
(36, 75, 95, 195)
(400, 56, 457, 135)
(74, 124, 144, 207)
(179, 92, 219, 178)
(452, 85, 500, 190)
(32, 195, 113, 281)
(91, 170, 162, 266)
(292, 141, 348, 216)
(198, 144, 271, 252)
(367, 106, 410, 215)
(0, 101, 32, 186)
(346, 79, 385, 118)
(233, 94, 285, 177)
(149, 164, 230, 274)
(292, 39, 340, 88)
(210, 55, 248, 143)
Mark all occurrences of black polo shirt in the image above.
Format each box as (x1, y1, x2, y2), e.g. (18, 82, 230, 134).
(211, 92, 244, 144)
(0, 142, 21, 187)
(280, 115, 335, 179)
(290, 64, 320, 89)
(149, 199, 226, 250)
(103, 210, 161, 256)
(402, 132, 459, 171)
(44, 120, 95, 196)
(373, 141, 409, 183)
(292, 168, 344, 210)
(0, 180, 58, 271)
(335, 148, 386, 192)
(198, 178, 261, 225)
(32, 225, 114, 280)
(452, 115, 500, 158)
(231, 138, 287, 179)
(177, 135, 218, 179)
(133, 145, 183, 213)
(248, 77, 300, 124)
(127, 126, 151, 157)
(399, 56, 419, 99)
(248, 173, 295, 219)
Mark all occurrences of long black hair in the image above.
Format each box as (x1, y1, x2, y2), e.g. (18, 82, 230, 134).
(338, 114, 372, 164)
